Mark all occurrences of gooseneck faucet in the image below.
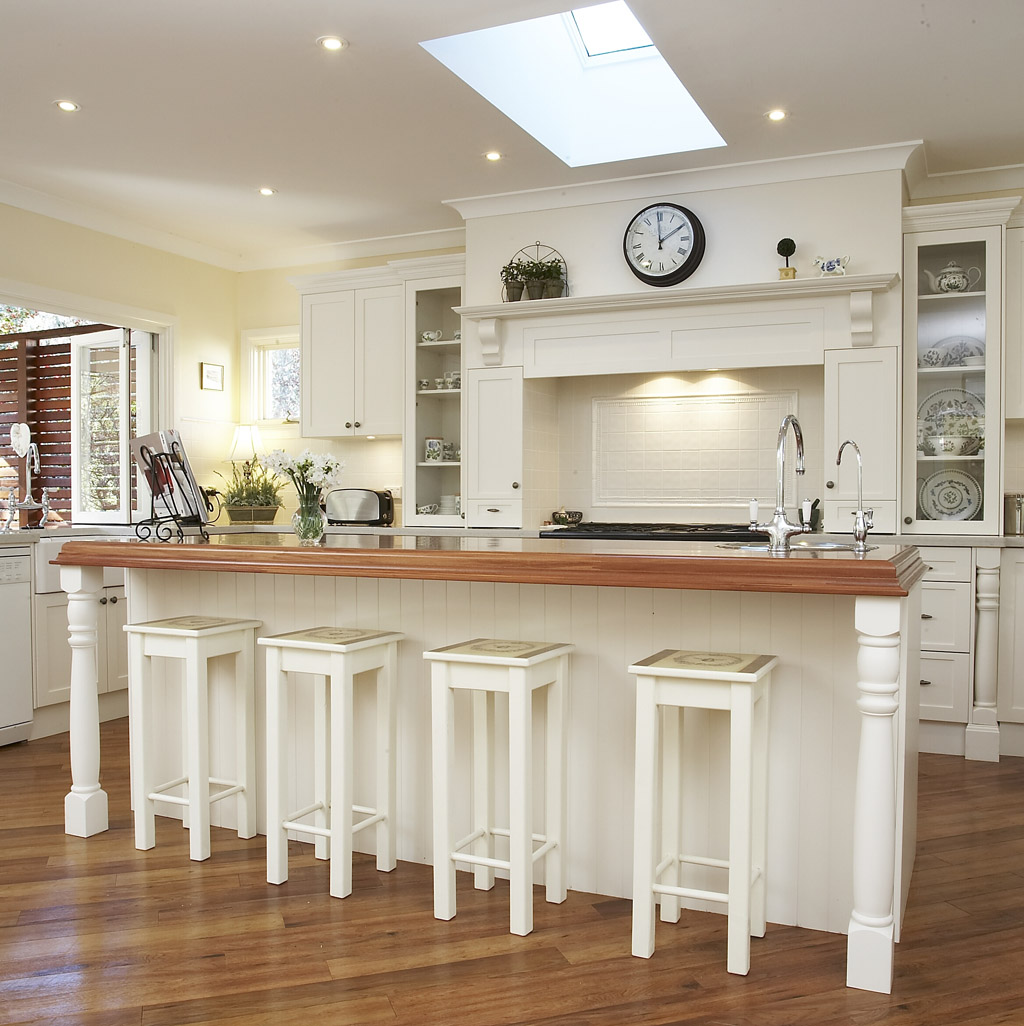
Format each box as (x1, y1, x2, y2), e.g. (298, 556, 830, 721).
(751, 414, 813, 552)
(15, 442, 43, 512)
(836, 439, 873, 552)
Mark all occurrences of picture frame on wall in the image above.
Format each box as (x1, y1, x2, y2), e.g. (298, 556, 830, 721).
(200, 362, 224, 390)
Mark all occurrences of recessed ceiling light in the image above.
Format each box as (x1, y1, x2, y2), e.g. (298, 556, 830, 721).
(484, 151, 502, 162)
(54, 100, 80, 112)
(317, 35, 348, 51)
(765, 108, 787, 122)
(258, 187, 276, 196)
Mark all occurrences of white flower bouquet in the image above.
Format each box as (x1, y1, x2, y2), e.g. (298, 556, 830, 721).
(264, 448, 345, 506)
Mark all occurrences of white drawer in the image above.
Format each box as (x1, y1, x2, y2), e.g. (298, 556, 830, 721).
(466, 499, 521, 528)
(917, 546, 972, 582)
(921, 581, 972, 652)
(919, 651, 971, 723)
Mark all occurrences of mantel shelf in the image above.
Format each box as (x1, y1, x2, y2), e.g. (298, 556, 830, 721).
(456, 273, 900, 366)
(455, 273, 900, 322)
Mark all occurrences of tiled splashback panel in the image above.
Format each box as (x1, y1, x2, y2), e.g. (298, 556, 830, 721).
(550, 367, 825, 524)
(593, 391, 797, 507)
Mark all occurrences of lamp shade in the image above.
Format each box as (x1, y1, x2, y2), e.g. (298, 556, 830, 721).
(228, 424, 264, 463)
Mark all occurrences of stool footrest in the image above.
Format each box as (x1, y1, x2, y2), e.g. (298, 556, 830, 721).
(208, 784, 244, 805)
(282, 818, 331, 839)
(679, 854, 729, 870)
(351, 810, 385, 836)
(452, 852, 511, 872)
(654, 882, 728, 904)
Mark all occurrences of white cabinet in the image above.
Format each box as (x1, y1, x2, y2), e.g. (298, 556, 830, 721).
(1005, 227, 1024, 420)
(902, 222, 1003, 534)
(403, 273, 464, 527)
(34, 584, 127, 707)
(823, 347, 899, 534)
(295, 276, 404, 438)
(997, 548, 1024, 723)
(466, 366, 523, 528)
(917, 547, 973, 725)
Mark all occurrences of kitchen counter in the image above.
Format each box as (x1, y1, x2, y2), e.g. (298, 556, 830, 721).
(55, 533, 924, 994)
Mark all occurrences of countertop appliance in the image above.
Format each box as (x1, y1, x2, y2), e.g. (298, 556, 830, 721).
(324, 488, 394, 526)
(0, 549, 32, 745)
(538, 522, 763, 541)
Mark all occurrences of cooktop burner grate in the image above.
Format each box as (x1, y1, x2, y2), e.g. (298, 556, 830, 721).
(539, 522, 762, 541)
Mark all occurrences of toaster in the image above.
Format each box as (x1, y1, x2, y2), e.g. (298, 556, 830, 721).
(324, 488, 394, 526)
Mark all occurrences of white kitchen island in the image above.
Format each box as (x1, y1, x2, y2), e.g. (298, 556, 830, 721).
(55, 532, 925, 994)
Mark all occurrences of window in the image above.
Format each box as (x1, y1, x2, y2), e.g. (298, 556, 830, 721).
(242, 327, 300, 426)
(0, 319, 152, 524)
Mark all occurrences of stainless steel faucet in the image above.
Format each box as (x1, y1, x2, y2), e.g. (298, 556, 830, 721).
(0, 490, 14, 532)
(751, 414, 812, 552)
(836, 439, 873, 552)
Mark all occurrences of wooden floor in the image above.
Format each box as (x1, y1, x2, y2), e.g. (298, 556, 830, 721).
(1, 719, 1022, 1026)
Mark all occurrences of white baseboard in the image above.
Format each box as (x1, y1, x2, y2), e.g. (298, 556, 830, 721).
(29, 690, 128, 740)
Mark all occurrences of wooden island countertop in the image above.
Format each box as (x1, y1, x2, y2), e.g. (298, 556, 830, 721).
(54, 532, 927, 598)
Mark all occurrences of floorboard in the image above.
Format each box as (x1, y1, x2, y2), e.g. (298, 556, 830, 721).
(1, 718, 1022, 1025)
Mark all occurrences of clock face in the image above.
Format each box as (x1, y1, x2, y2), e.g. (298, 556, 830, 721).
(623, 203, 705, 287)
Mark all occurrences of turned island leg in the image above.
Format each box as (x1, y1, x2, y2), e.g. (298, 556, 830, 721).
(847, 594, 902, 994)
(60, 564, 109, 837)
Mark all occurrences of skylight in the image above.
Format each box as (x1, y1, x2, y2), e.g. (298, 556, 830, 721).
(420, 2, 725, 168)
(570, 2, 652, 57)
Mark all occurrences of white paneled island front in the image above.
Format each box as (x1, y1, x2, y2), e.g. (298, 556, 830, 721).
(55, 533, 925, 994)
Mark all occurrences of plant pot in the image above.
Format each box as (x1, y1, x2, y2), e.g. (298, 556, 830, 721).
(226, 505, 279, 524)
(543, 278, 565, 299)
(778, 267, 797, 280)
(525, 280, 546, 300)
(504, 282, 524, 302)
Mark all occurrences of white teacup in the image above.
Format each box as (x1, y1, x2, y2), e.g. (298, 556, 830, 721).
(417, 504, 438, 515)
(421, 329, 442, 343)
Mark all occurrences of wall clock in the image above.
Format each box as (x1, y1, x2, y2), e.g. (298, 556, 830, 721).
(622, 202, 705, 287)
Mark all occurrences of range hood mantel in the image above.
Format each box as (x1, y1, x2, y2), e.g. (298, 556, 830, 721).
(456, 273, 899, 370)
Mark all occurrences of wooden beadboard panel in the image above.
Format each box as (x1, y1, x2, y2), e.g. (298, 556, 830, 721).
(125, 568, 881, 936)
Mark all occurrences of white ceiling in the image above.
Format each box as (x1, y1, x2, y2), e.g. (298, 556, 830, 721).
(2, 0, 1021, 271)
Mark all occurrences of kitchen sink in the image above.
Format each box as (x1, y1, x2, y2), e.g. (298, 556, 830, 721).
(717, 539, 875, 553)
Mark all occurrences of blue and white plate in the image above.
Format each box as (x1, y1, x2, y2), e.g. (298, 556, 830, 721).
(918, 469, 982, 521)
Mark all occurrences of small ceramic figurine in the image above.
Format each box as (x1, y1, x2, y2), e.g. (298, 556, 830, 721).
(813, 255, 849, 276)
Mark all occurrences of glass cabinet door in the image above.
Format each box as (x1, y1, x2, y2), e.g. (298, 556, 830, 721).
(903, 225, 1002, 534)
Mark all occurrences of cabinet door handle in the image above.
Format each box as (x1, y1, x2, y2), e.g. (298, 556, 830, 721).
(99, 596, 108, 605)
(512, 481, 520, 489)
(921, 613, 934, 620)
(825, 480, 835, 489)
(345, 421, 352, 429)
(109, 595, 118, 604)
(920, 679, 932, 686)
(354, 421, 361, 428)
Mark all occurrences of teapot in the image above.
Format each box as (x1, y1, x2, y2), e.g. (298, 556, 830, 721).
(924, 260, 982, 294)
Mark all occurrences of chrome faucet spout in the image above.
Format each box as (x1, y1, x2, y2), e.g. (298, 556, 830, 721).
(836, 439, 873, 552)
(752, 414, 812, 552)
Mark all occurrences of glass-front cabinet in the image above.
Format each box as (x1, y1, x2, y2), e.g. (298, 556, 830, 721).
(403, 275, 464, 527)
(903, 225, 1002, 534)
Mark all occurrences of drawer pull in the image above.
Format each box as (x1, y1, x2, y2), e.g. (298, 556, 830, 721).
(921, 613, 934, 620)
(920, 679, 932, 687)
(487, 508, 500, 513)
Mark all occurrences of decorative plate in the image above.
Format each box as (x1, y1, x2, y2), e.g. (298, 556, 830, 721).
(918, 469, 982, 521)
(917, 387, 985, 432)
(918, 335, 985, 368)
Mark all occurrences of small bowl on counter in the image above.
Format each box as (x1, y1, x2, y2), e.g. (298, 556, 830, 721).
(551, 509, 583, 526)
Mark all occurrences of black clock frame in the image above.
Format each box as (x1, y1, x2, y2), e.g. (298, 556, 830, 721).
(623, 203, 706, 287)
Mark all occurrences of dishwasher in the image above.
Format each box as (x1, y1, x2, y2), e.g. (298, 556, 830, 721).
(0, 548, 33, 745)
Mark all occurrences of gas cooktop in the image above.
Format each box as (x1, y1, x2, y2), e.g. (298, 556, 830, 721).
(538, 522, 762, 542)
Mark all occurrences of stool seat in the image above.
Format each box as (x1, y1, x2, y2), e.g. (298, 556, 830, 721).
(260, 626, 403, 899)
(425, 638, 573, 936)
(125, 615, 262, 862)
(629, 649, 777, 976)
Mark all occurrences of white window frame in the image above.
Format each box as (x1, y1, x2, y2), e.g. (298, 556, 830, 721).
(70, 327, 153, 523)
(241, 325, 300, 434)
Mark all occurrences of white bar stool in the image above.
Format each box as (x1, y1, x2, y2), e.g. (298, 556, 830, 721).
(259, 626, 403, 899)
(124, 615, 262, 862)
(629, 649, 777, 975)
(425, 638, 573, 937)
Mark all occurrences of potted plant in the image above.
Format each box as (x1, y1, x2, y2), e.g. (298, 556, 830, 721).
(216, 456, 284, 524)
(540, 258, 566, 298)
(777, 238, 797, 279)
(521, 259, 551, 300)
(500, 259, 527, 302)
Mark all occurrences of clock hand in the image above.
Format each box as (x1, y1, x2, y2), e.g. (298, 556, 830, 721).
(660, 222, 686, 243)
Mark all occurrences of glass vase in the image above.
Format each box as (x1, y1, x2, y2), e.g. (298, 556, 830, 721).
(291, 495, 326, 545)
